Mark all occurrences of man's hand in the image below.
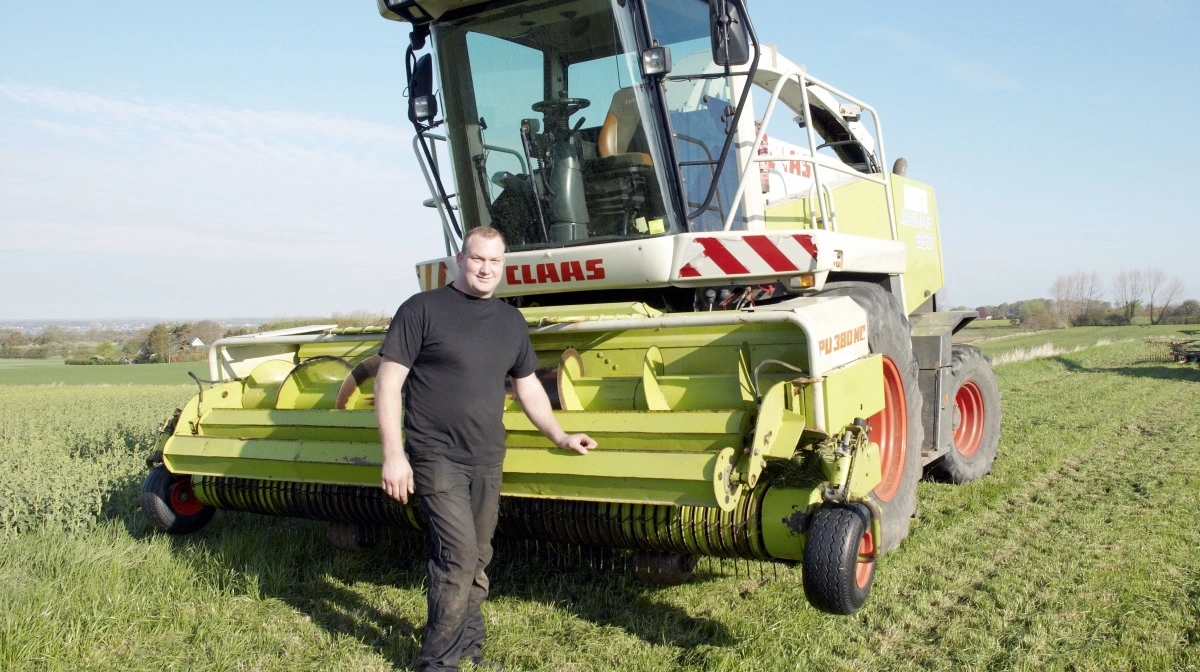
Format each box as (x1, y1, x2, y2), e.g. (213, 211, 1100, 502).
(512, 373, 598, 456)
(381, 452, 414, 504)
(556, 433, 597, 455)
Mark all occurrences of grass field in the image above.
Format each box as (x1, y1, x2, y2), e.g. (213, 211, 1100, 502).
(2, 331, 1198, 670)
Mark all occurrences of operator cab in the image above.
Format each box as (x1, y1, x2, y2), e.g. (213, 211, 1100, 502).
(403, 0, 755, 252)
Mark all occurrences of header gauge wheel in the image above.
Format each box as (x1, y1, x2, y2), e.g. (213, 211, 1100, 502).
(803, 504, 876, 614)
(141, 465, 214, 534)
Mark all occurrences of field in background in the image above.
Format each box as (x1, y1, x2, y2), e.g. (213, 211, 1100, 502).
(0, 358, 209, 386)
(1, 329, 1198, 670)
(957, 324, 1195, 365)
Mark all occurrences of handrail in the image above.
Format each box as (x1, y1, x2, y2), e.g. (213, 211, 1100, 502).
(414, 132, 530, 255)
(413, 132, 459, 256)
(673, 131, 726, 219)
(721, 64, 895, 247)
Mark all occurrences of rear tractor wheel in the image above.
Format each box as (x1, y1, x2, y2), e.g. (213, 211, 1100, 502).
(802, 504, 876, 614)
(928, 344, 1001, 484)
(141, 465, 215, 534)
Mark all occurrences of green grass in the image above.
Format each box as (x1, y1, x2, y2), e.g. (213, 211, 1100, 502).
(0, 358, 209, 386)
(2, 337, 1199, 670)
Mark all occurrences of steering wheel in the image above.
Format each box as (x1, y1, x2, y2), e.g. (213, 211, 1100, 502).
(531, 97, 590, 121)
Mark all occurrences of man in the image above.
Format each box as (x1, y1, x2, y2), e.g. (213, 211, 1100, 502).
(375, 226, 596, 671)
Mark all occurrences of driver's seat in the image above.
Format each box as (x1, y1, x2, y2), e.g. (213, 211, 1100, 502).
(597, 88, 652, 168)
(584, 88, 659, 234)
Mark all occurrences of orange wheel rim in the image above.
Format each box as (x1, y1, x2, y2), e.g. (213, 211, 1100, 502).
(855, 527, 876, 588)
(169, 478, 203, 517)
(866, 356, 907, 502)
(952, 381, 985, 458)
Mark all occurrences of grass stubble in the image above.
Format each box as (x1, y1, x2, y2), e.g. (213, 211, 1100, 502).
(0, 333, 1198, 671)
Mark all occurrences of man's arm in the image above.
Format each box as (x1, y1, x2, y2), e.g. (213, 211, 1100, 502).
(374, 355, 414, 503)
(510, 372, 596, 454)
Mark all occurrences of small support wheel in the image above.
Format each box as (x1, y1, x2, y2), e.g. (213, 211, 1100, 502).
(141, 465, 215, 534)
(326, 521, 380, 552)
(802, 504, 876, 615)
(928, 344, 1001, 484)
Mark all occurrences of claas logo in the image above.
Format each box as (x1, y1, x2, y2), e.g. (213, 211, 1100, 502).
(506, 260, 605, 285)
(819, 325, 867, 356)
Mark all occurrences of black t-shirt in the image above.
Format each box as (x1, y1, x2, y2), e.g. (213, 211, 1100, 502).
(379, 284, 537, 465)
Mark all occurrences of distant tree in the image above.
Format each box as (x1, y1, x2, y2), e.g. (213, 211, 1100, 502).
(190, 320, 224, 346)
(1112, 269, 1146, 321)
(94, 341, 117, 359)
(145, 324, 172, 362)
(1013, 298, 1064, 329)
(35, 326, 66, 346)
(1050, 271, 1103, 326)
(1163, 298, 1200, 324)
(1, 330, 29, 348)
(1144, 269, 1185, 325)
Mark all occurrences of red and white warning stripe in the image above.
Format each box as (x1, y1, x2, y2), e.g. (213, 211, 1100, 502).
(416, 260, 452, 291)
(677, 234, 818, 279)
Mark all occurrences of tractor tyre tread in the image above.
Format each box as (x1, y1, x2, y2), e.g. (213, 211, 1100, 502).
(818, 282, 923, 554)
(803, 504, 874, 614)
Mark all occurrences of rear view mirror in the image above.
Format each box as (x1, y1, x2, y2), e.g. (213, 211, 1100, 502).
(709, 0, 750, 67)
(408, 53, 438, 124)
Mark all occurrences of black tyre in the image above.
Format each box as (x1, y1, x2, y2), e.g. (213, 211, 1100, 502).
(927, 345, 1001, 484)
(141, 465, 215, 534)
(326, 521, 380, 551)
(818, 282, 923, 554)
(802, 504, 876, 614)
(630, 551, 698, 586)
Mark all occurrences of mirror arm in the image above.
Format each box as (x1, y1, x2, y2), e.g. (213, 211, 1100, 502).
(687, 0, 759, 221)
(406, 42, 461, 240)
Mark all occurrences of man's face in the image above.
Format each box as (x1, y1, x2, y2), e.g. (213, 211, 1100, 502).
(454, 234, 505, 298)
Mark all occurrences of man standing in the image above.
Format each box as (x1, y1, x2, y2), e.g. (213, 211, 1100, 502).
(375, 226, 596, 671)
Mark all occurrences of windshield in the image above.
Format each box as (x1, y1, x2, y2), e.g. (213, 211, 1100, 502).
(647, 0, 747, 231)
(431, 0, 677, 251)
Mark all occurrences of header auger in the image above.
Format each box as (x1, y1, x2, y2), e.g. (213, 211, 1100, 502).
(141, 0, 1001, 615)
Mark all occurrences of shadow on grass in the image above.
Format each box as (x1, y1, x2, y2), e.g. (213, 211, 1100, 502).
(1051, 355, 1200, 381)
(109, 479, 732, 670)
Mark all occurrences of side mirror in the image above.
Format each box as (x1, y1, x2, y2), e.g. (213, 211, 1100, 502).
(408, 53, 438, 124)
(709, 0, 750, 67)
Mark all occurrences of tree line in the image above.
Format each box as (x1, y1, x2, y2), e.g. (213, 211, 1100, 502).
(0, 312, 389, 363)
(967, 267, 1195, 329)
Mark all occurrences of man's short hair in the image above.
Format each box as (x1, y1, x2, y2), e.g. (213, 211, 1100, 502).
(462, 226, 506, 251)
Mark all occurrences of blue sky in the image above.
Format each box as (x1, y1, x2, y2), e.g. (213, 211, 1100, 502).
(1, 1, 1197, 319)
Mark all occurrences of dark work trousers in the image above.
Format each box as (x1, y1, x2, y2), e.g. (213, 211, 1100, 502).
(411, 455, 504, 671)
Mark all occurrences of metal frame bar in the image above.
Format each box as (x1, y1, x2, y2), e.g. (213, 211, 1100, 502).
(722, 65, 894, 235)
(413, 132, 460, 255)
(207, 330, 384, 382)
